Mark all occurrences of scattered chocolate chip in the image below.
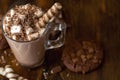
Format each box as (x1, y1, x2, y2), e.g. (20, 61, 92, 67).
(81, 57, 87, 63)
(1, 55, 6, 64)
(88, 47, 94, 53)
(72, 58, 79, 64)
(50, 65, 62, 74)
(70, 53, 76, 58)
(81, 54, 86, 60)
(86, 54, 93, 60)
(43, 72, 49, 80)
(66, 73, 70, 77)
(76, 49, 84, 56)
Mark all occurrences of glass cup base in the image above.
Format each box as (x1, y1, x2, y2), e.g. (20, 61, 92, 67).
(19, 58, 45, 68)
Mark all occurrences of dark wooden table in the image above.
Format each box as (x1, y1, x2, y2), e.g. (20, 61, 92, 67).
(0, 0, 120, 80)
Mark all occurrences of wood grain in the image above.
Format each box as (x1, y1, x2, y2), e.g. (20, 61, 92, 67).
(0, 0, 120, 80)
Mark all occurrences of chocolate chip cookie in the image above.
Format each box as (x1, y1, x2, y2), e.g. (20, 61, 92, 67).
(62, 41, 103, 74)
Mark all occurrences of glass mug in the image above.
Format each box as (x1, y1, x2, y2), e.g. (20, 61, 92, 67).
(3, 21, 66, 68)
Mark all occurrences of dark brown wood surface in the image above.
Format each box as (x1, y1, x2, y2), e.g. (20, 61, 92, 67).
(0, 0, 120, 80)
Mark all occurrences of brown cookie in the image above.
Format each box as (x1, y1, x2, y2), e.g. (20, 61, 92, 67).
(62, 41, 103, 74)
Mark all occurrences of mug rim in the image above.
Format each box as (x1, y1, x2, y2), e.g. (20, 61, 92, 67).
(2, 9, 50, 43)
(2, 14, 66, 43)
(2, 6, 66, 43)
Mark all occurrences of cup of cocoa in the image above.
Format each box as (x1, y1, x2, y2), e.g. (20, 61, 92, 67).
(2, 3, 66, 68)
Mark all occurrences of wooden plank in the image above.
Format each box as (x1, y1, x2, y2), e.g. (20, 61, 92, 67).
(0, 0, 120, 80)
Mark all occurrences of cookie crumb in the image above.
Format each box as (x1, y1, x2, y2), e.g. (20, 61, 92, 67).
(43, 72, 49, 80)
(1, 56, 6, 64)
(50, 65, 62, 74)
(66, 73, 70, 77)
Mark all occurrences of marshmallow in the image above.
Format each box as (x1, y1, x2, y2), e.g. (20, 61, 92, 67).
(0, 65, 28, 80)
(5, 67, 14, 73)
(35, 22, 40, 29)
(10, 9, 15, 17)
(6, 73, 18, 78)
(34, 9, 43, 17)
(11, 25, 22, 34)
(3, 24, 7, 31)
(18, 14, 26, 20)
(12, 35, 17, 40)
(5, 16, 11, 22)
(2, 71, 7, 76)
(18, 76, 24, 80)
(26, 27, 34, 35)
(5, 65, 11, 68)
(23, 79, 28, 80)
(9, 78, 17, 80)
(0, 67, 4, 75)
(24, 4, 30, 9)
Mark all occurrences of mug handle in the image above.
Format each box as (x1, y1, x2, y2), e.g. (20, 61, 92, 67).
(45, 21, 66, 49)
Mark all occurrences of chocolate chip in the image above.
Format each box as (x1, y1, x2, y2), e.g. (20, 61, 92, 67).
(86, 54, 93, 59)
(82, 58, 87, 63)
(76, 49, 84, 56)
(88, 47, 94, 53)
(92, 59, 98, 63)
(72, 58, 79, 64)
(81, 54, 86, 60)
(70, 53, 76, 58)
(50, 65, 62, 74)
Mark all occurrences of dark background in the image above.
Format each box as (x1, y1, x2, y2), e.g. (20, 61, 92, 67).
(0, 0, 120, 80)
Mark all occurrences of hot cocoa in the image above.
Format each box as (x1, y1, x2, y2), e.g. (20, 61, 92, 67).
(3, 3, 63, 67)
